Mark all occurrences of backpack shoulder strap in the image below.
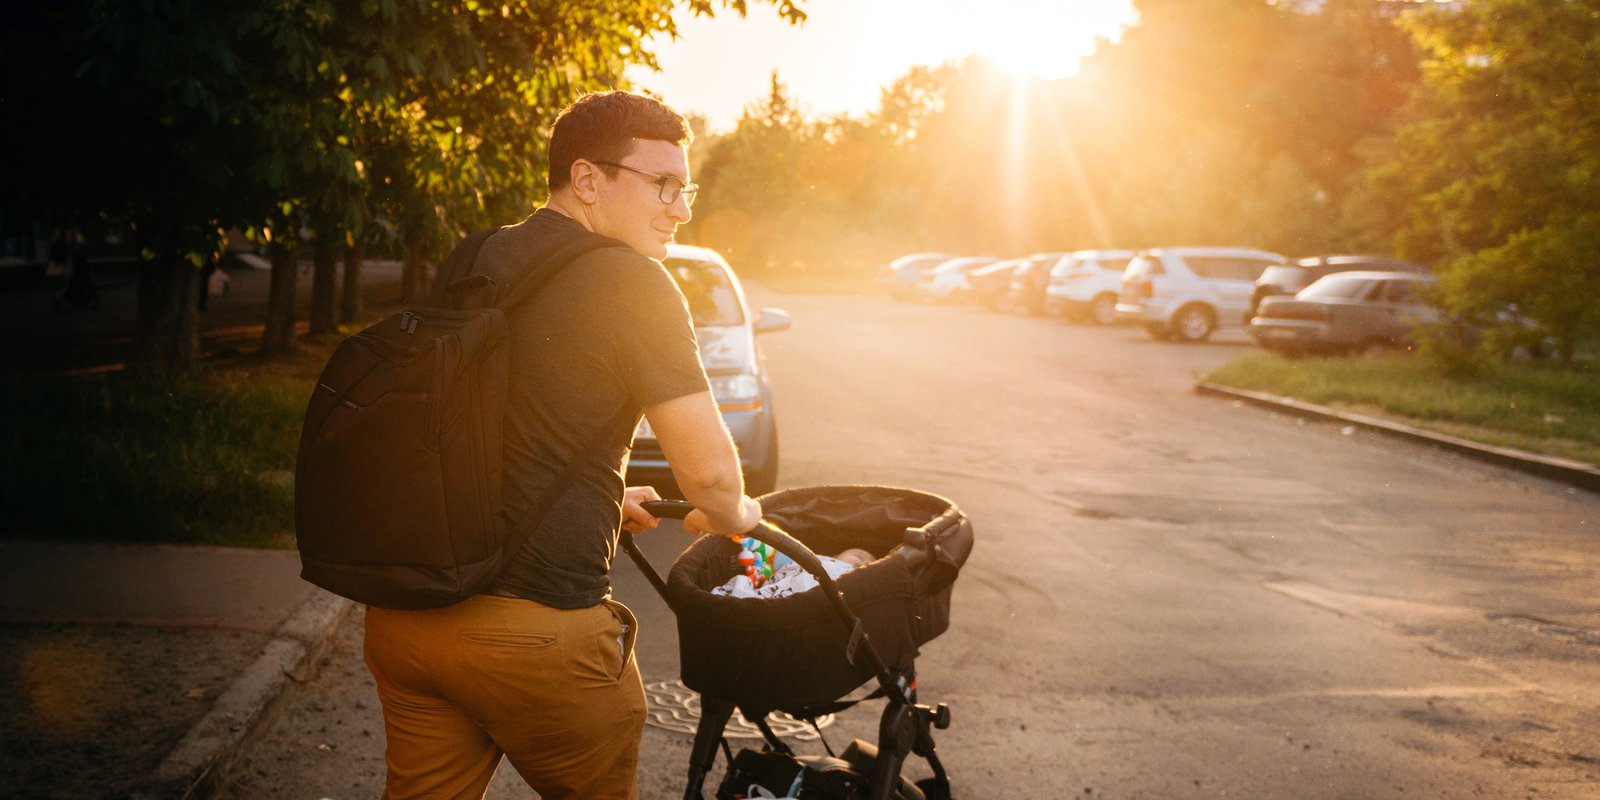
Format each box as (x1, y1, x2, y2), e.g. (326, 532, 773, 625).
(488, 233, 641, 572)
(501, 403, 638, 560)
(494, 233, 626, 316)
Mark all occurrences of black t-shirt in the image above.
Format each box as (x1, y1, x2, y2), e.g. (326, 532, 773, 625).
(478, 208, 709, 609)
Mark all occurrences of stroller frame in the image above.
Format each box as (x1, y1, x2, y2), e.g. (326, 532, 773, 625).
(624, 501, 960, 800)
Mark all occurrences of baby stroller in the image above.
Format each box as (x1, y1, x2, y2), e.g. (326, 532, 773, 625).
(622, 485, 974, 800)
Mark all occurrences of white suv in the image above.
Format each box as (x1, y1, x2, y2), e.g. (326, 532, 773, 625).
(1115, 247, 1286, 341)
(1043, 249, 1135, 325)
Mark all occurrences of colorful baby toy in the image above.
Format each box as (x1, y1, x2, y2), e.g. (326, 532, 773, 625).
(737, 536, 778, 588)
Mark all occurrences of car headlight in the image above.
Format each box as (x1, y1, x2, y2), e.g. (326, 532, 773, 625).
(709, 373, 761, 410)
(697, 328, 751, 373)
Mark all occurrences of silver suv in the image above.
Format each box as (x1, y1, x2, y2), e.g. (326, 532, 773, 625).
(1115, 247, 1286, 341)
(1043, 249, 1135, 324)
(627, 244, 789, 494)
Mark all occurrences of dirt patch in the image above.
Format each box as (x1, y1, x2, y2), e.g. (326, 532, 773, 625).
(0, 622, 269, 799)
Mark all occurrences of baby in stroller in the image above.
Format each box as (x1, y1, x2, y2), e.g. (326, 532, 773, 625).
(624, 485, 974, 800)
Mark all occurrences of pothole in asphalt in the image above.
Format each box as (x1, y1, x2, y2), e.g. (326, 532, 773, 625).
(643, 679, 834, 739)
(1488, 614, 1600, 648)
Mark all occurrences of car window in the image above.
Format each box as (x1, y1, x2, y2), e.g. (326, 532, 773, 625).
(662, 258, 744, 327)
(1188, 257, 1264, 281)
(1237, 258, 1279, 280)
(1093, 257, 1132, 274)
(1379, 279, 1419, 304)
(1300, 275, 1377, 301)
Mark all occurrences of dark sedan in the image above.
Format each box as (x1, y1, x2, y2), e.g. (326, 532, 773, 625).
(1250, 255, 1426, 318)
(1249, 271, 1438, 356)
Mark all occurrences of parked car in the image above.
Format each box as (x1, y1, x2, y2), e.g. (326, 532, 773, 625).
(964, 257, 1030, 310)
(1250, 255, 1426, 318)
(880, 252, 953, 300)
(918, 256, 998, 301)
(1115, 246, 1287, 342)
(1249, 271, 1438, 356)
(1043, 249, 1136, 324)
(1003, 252, 1068, 315)
(627, 244, 790, 495)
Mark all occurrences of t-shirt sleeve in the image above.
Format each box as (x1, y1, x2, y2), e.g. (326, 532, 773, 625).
(601, 257, 710, 408)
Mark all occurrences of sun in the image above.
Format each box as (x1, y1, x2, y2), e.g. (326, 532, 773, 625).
(954, 1, 1139, 80)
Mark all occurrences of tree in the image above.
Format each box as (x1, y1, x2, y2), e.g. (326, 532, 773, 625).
(1, 0, 807, 372)
(1364, 0, 1600, 362)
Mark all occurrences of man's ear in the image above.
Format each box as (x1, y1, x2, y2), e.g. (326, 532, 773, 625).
(569, 159, 601, 204)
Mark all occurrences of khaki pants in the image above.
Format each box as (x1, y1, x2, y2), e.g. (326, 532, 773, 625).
(364, 595, 645, 799)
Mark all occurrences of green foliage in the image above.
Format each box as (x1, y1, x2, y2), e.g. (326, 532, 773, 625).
(1362, 0, 1600, 363)
(1206, 351, 1600, 465)
(2, 0, 806, 368)
(0, 374, 310, 546)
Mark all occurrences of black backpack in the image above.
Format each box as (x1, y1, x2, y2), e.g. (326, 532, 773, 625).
(295, 229, 632, 609)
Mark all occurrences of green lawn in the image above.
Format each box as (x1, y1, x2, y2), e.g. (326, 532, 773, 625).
(0, 349, 332, 547)
(1205, 352, 1600, 465)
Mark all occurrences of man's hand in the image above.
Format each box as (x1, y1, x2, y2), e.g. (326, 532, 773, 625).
(683, 495, 763, 539)
(621, 485, 663, 533)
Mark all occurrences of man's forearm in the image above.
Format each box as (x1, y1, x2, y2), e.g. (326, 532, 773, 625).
(671, 449, 745, 525)
(644, 391, 754, 534)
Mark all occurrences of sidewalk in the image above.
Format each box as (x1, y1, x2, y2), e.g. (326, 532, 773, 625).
(0, 541, 349, 799)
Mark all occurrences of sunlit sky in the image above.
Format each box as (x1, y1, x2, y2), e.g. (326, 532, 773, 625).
(628, 0, 1140, 133)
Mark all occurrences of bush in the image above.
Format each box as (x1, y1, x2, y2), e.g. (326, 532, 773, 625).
(0, 372, 308, 546)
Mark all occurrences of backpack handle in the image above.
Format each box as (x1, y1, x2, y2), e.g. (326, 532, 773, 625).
(424, 229, 498, 308)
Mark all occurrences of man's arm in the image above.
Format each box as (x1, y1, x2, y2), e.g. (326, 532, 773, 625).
(643, 391, 761, 536)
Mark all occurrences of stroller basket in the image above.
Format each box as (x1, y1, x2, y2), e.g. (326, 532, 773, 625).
(625, 485, 973, 800)
(665, 485, 972, 716)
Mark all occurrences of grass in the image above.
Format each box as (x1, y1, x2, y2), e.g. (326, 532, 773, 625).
(1205, 352, 1600, 465)
(0, 338, 346, 548)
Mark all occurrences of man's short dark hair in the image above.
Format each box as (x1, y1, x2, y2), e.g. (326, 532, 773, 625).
(548, 91, 692, 192)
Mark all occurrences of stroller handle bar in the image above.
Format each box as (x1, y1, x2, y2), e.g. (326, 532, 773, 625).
(640, 500, 840, 585)
(635, 499, 899, 684)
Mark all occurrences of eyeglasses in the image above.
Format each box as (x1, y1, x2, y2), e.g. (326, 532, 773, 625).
(592, 160, 699, 207)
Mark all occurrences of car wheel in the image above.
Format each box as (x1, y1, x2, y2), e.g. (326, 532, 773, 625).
(1172, 305, 1216, 342)
(1090, 293, 1118, 326)
(1144, 322, 1172, 341)
(743, 423, 779, 496)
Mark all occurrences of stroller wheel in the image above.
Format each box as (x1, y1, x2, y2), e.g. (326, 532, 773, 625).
(915, 777, 953, 800)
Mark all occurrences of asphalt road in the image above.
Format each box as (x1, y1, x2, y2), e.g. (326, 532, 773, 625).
(223, 285, 1600, 799)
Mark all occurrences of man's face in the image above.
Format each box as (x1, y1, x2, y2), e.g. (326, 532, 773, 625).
(590, 139, 692, 259)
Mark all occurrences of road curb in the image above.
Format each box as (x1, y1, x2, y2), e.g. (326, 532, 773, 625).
(1194, 381, 1600, 495)
(141, 590, 354, 799)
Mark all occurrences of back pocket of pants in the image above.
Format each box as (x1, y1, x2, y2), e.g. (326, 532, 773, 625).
(459, 630, 556, 649)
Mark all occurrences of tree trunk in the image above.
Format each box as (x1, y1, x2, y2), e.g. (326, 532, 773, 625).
(172, 260, 201, 371)
(132, 254, 200, 375)
(401, 236, 430, 304)
(309, 228, 339, 336)
(339, 239, 365, 324)
(133, 256, 176, 372)
(261, 239, 298, 355)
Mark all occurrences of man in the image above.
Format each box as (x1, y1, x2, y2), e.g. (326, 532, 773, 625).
(362, 91, 763, 799)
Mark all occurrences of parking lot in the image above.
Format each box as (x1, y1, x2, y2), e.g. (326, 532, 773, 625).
(227, 283, 1600, 799)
